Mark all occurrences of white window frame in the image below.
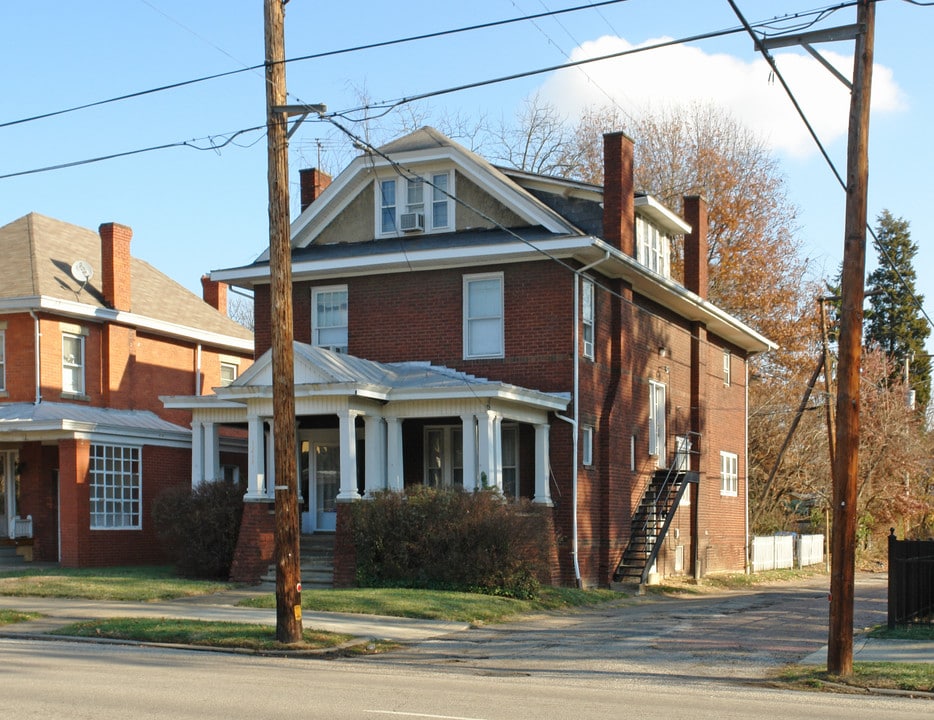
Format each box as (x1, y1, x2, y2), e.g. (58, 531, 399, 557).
(463, 272, 504, 359)
(720, 451, 739, 497)
(62, 331, 86, 396)
(0, 328, 5, 392)
(423, 425, 463, 489)
(220, 361, 238, 387)
(648, 380, 666, 466)
(582, 278, 594, 360)
(312, 285, 349, 353)
(636, 215, 671, 278)
(501, 423, 520, 498)
(89, 444, 141, 530)
(723, 350, 731, 387)
(582, 425, 594, 467)
(377, 171, 453, 236)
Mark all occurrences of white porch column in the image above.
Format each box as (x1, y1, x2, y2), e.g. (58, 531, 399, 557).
(492, 414, 504, 491)
(477, 409, 497, 490)
(203, 421, 220, 483)
(338, 409, 361, 501)
(190, 420, 204, 487)
(533, 423, 553, 505)
(386, 416, 404, 491)
(264, 422, 275, 499)
(246, 416, 266, 499)
(460, 413, 477, 492)
(364, 415, 386, 496)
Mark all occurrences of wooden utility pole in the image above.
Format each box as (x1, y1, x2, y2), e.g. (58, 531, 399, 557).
(264, 0, 302, 644)
(828, 0, 874, 676)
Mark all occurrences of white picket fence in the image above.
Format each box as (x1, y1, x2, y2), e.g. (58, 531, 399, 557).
(751, 534, 824, 572)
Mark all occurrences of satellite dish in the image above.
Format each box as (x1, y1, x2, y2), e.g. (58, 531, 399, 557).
(70, 260, 94, 284)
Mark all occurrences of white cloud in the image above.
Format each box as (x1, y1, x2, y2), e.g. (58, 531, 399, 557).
(538, 35, 906, 158)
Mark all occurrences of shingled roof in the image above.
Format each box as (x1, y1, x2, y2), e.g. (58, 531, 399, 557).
(0, 213, 252, 344)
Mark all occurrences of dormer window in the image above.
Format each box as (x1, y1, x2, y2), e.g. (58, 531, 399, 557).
(378, 172, 452, 236)
(636, 215, 671, 278)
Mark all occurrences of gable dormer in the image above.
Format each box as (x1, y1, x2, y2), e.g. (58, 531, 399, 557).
(376, 168, 453, 237)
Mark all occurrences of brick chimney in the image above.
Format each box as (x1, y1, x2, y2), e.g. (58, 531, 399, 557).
(201, 274, 228, 315)
(602, 132, 635, 257)
(299, 167, 332, 212)
(682, 195, 708, 300)
(99, 222, 133, 311)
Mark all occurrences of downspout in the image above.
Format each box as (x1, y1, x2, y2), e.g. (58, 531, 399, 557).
(744, 361, 750, 574)
(29, 311, 41, 404)
(557, 251, 610, 588)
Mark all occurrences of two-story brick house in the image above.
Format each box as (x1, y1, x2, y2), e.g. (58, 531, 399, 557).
(0, 213, 253, 567)
(170, 127, 773, 587)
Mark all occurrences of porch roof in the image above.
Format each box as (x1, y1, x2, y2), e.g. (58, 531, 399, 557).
(0, 401, 190, 445)
(162, 344, 571, 413)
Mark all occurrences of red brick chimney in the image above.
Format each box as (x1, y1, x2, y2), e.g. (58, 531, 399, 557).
(299, 168, 332, 212)
(602, 132, 635, 258)
(682, 195, 708, 300)
(99, 222, 133, 311)
(201, 274, 228, 315)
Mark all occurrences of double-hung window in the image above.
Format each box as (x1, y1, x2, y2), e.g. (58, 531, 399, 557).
(464, 273, 504, 359)
(636, 216, 670, 277)
(89, 444, 141, 529)
(720, 451, 738, 496)
(220, 361, 238, 387)
(723, 350, 731, 386)
(62, 331, 85, 395)
(378, 172, 452, 235)
(0, 328, 5, 392)
(312, 285, 348, 353)
(582, 278, 594, 359)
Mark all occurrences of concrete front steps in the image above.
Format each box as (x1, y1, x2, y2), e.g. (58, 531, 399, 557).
(261, 533, 334, 589)
(0, 541, 32, 569)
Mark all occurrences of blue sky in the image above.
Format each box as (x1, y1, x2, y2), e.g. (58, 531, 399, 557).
(3, 1, 931, 343)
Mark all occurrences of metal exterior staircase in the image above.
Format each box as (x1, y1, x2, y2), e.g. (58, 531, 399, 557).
(613, 466, 698, 584)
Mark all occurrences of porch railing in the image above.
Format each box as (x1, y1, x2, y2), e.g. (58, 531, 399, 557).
(0, 515, 33, 539)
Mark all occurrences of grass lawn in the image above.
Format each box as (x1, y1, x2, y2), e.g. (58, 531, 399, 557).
(0, 566, 229, 601)
(239, 586, 622, 623)
(0, 609, 41, 626)
(49, 617, 360, 653)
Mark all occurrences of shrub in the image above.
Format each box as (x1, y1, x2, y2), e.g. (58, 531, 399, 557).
(152, 480, 244, 579)
(349, 487, 553, 599)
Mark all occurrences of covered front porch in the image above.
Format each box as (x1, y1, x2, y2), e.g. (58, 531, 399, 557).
(164, 344, 570, 574)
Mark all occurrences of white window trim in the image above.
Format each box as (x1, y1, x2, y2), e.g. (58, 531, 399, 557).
(463, 272, 504, 360)
(648, 380, 666, 464)
(376, 171, 454, 237)
(582, 278, 594, 360)
(723, 350, 731, 387)
(636, 215, 671, 278)
(62, 331, 86, 396)
(720, 451, 739, 497)
(0, 328, 6, 392)
(423, 425, 464, 489)
(501, 423, 520, 498)
(582, 425, 594, 467)
(89, 443, 142, 530)
(219, 361, 238, 387)
(311, 284, 349, 353)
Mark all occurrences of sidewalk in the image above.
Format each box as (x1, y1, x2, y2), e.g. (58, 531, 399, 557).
(0, 588, 470, 644)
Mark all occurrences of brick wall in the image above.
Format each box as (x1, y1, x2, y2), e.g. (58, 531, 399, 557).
(229, 500, 275, 583)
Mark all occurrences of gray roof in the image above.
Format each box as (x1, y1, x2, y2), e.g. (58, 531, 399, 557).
(0, 213, 252, 343)
(0, 401, 189, 438)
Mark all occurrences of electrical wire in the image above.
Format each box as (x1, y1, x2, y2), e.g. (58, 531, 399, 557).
(0, 1, 631, 130)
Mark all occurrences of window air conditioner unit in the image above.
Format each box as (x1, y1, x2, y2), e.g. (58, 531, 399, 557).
(400, 212, 424, 232)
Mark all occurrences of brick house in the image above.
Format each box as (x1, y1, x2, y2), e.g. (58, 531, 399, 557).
(0, 213, 253, 566)
(169, 127, 773, 587)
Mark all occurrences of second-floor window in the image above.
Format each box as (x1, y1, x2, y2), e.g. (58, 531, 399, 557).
(379, 172, 452, 235)
(720, 451, 738, 496)
(62, 332, 85, 395)
(464, 272, 504, 359)
(0, 329, 5, 392)
(723, 350, 732, 386)
(582, 278, 594, 359)
(220, 361, 238, 387)
(312, 286, 349, 353)
(636, 216, 670, 277)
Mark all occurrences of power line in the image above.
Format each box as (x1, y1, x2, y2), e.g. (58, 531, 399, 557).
(0, 1, 631, 130)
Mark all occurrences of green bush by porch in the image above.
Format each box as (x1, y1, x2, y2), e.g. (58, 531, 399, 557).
(348, 487, 555, 599)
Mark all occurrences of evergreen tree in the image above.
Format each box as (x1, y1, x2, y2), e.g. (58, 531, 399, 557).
(864, 210, 931, 408)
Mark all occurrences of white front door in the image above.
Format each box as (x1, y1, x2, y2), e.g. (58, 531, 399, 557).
(649, 381, 667, 468)
(299, 431, 339, 533)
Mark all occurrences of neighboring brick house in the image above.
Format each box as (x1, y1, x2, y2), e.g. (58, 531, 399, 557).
(0, 213, 253, 567)
(171, 127, 773, 587)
